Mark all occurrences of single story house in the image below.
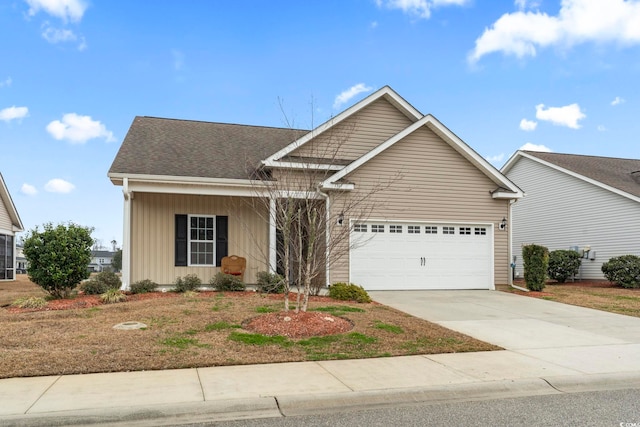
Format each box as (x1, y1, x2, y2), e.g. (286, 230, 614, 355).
(501, 150, 640, 280)
(108, 86, 523, 291)
(0, 172, 24, 280)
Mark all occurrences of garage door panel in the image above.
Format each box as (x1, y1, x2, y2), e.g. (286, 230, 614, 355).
(350, 222, 492, 290)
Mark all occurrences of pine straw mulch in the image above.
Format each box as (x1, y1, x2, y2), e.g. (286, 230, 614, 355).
(0, 285, 500, 379)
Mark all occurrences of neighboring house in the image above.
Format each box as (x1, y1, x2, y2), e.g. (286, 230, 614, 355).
(15, 244, 27, 274)
(0, 172, 24, 280)
(502, 150, 640, 280)
(108, 86, 523, 290)
(88, 250, 116, 272)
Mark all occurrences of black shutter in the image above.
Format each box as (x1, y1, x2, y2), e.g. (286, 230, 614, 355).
(175, 214, 187, 266)
(216, 216, 228, 266)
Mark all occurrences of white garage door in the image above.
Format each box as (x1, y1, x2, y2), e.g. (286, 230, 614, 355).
(350, 222, 493, 290)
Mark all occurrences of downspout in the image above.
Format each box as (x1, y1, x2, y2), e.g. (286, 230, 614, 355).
(268, 197, 277, 273)
(508, 198, 528, 292)
(121, 178, 132, 291)
(316, 186, 331, 289)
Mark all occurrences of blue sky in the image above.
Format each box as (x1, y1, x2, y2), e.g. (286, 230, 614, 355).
(1, 0, 639, 247)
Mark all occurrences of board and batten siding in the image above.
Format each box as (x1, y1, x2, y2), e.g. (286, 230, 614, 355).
(329, 125, 511, 285)
(130, 193, 269, 285)
(289, 98, 415, 161)
(506, 157, 640, 280)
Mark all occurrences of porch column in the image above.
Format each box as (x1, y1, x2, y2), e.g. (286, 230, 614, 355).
(269, 197, 277, 273)
(121, 178, 132, 291)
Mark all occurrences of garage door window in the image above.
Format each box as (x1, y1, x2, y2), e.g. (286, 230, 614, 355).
(354, 224, 367, 232)
(371, 225, 384, 233)
(459, 227, 471, 235)
(475, 227, 487, 235)
(425, 226, 437, 234)
(443, 226, 455, 235)
(389, 225, 402, 233)
(408, 225, 420, 234)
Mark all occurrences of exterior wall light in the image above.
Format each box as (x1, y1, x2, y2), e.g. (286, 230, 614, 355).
(499, 217, 507, 230)
(337, 212, 344, 226)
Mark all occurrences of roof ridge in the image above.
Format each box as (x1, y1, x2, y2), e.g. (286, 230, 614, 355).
(525, 150, 639, 162)
(138, 116, 309, 132)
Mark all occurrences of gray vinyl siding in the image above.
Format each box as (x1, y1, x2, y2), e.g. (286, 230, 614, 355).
(289, 98, 415, 161)
(329, 126, 511, 285)
(506, 157, 640, 280)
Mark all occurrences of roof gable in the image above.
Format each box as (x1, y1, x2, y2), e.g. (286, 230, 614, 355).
(0, 172, 24, 232)
(502, 151, 640, 202)
(262, 86, 423, 167)
(321, 114, 523, 198)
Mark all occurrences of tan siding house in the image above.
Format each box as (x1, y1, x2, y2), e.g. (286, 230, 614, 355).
(109, 86, 522, 290)
(0, 173, 24, 280)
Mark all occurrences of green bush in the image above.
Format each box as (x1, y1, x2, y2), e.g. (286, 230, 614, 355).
(100, 288, 127, 304)
(601, 255, 640, 288)
(11, 296, 48, 309)
(328, 282, 371, 303)
(256, 271, 285, 294)
(22, 222, 94, 299)
(548, 250, 582, 283)
(522, 244, 549, 291)
(129, 279, 158, 294)
(210, 272, 246, 291)
(80, 271, 122, 295)
(173, 274, 202, 293)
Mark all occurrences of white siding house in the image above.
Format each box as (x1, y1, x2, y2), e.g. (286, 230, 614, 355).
(502, 151, 640, 280)
(0, 172, 24, 280)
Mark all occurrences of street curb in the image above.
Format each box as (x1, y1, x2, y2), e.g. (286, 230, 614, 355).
(0, 397, 281, 427)
(276, 378, 559, 417)
(544, 372, 640, 393)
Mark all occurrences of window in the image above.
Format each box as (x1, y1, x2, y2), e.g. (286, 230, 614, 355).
(389, 225, 402, 233)
(475, 227, 487, 235)
(408, 225, 421, 234)
(0, 234, 14, 280)
(425, 226, 437, 234)
(371, 224, 385, 233)
(459, 227, 471, 235)
(443, 226, 455, 235)
(353, 223, 367, 232)
(189, 215, 215, 265)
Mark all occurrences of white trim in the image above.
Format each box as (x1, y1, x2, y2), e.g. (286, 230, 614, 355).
(264, 161, 344, 171)
(120, 178, 132, 291)
(262, 86, 423, 165)
(321, 114, 523, 198)
(502, 151, 640, 204)
(108, 172, 260, 187)
(269, 198, 277, 273)
(187, 214, 216, 267)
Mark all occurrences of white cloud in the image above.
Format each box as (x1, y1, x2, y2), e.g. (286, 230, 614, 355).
(45, 178, 75, 193)
(519, 118, 537, 131)
(535, 103, 586, 129)
(611, 96, 625, 106)
(375, 0, 469, 19)
(0, 77, 11, 88)
(46, 113, 115, 143)
(26, 0, 88, 22)
(333, 83, 373, 109)
(486, 153, 505, 163)
(42, 24, 77, 43)
(469, 0, 640, 63)
(515, 0, 541, 11)
(520, 142, 552, 152)
(21, 183, 38, 196)
(597, 125, 607, 131)
(0, 106, 29, 122)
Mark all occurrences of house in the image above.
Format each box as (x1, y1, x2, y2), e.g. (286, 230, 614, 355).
(0, 172, 24, 280)
(88, 250, 116, 272)
(108, 86, 523, 291)
(15, 244, 27, 274)
(501, 150, 640, 280)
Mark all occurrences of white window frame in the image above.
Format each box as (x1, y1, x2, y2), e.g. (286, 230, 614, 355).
(187, 214, 216, 266)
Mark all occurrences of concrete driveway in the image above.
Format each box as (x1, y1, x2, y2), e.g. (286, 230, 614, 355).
(369, 290, 640, 375)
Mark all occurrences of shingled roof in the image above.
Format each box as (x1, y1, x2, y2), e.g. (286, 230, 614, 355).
(108, 117, 308, 180)
(524, 151, 640, 199)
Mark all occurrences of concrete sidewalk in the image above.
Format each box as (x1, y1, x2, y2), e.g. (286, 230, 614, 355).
(3, 290, 640, 426)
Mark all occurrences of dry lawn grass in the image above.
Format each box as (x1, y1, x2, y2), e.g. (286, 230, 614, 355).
(0, 276, 499, 379)
(499, 280, 640, 318)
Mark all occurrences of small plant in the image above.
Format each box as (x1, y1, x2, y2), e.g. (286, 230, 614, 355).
(255, 271, 285, 294)
(210, 272, 246, 292)
(328, 282, 372, 303)
(100, 288, 127, 304)
(547, 250, 582, 283)
(602, 255, 640, 288)
(80, 271, 122, 295)
(205, 321, 241, 331)
(256, 305, 279, 313)
(129, 279, 158, 294)
(373, 321, 404, 334)
(522, 244, 549, 291)
(173, 274, 202, 293)
(11, 296, 48, 309)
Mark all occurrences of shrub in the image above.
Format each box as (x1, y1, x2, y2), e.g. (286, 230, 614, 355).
(210, 272, 246, 292)
(256, 271, 285, 294)
(11, 296, 48, 309)
(100, 288, 127, 304)
(129, 279, 158, 294)
(328, 282, 371, 303)
(548, 249, 582, 283)
(22, 222, 94, 299)
(522, 244, 549, 291)
(80, 271, 122, 295)
(601, 255, 640, 289)
(173, 274, 202, 293)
